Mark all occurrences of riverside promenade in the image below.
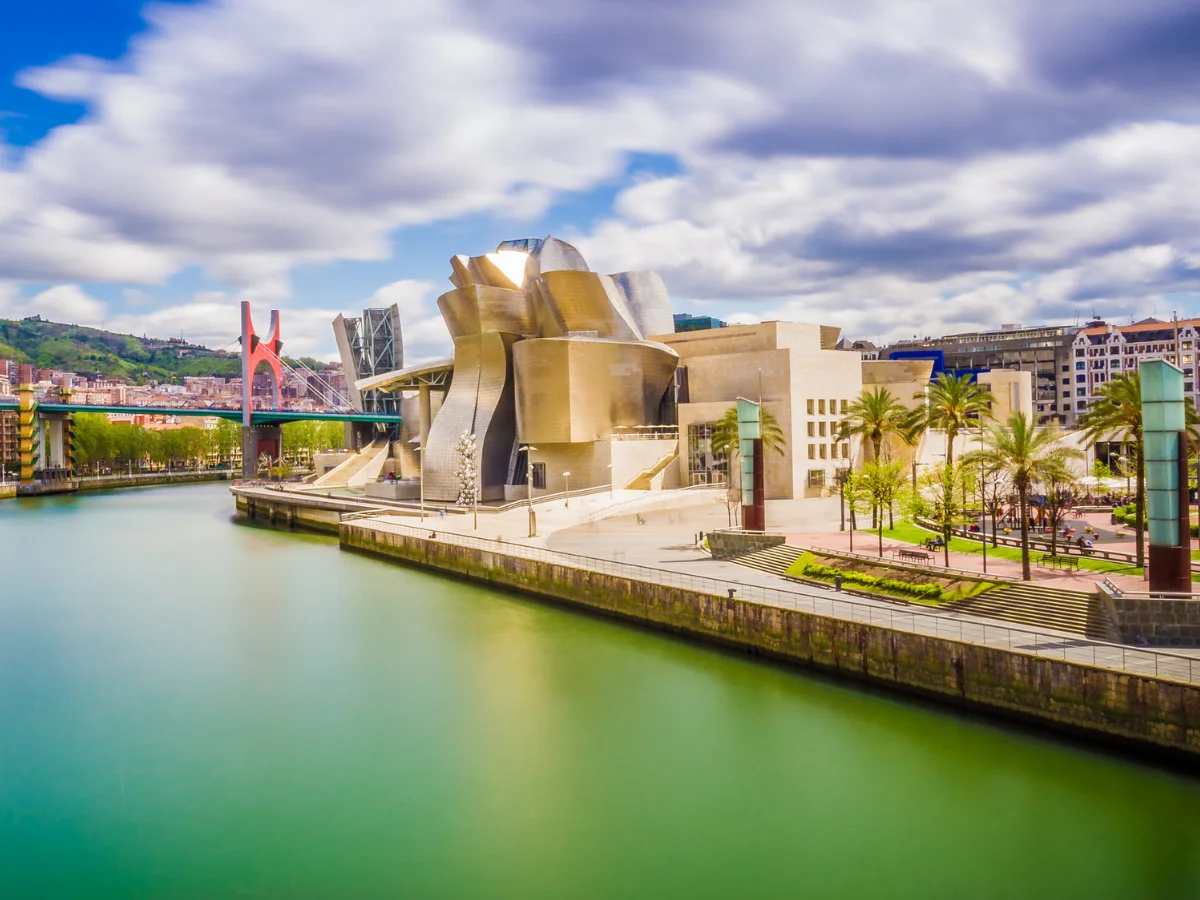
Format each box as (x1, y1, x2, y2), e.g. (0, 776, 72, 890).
(233, 482, 1200, 757)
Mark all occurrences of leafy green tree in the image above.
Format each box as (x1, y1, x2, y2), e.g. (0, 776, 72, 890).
(911, 463, 963, 568)
(1077, 371, 1200, 568)
(916, 373, 996, 467)
(862, 459, 907, 555)
(968, 412, 1081, 580)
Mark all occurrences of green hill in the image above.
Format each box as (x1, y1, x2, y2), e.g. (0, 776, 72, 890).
(0, 315, 334, 384)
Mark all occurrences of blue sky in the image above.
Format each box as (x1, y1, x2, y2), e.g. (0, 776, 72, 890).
(2, 0, 1200, 360)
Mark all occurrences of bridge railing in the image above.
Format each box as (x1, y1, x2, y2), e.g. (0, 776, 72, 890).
(342, 517, 1200, 686)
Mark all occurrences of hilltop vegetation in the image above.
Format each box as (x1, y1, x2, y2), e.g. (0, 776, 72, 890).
(0, 315, 336, 384)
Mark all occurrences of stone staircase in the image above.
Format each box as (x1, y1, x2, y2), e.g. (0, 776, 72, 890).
(625, 450, 678, 490)
(942, 582, 1118, 640)
(729, 544, 804, 577)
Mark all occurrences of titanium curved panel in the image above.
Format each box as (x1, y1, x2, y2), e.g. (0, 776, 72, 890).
(610, 270, 673, 339)
(525, 236, 589, 280)
(437, 289, 478, 339)
(423, 331, 519, 502)
(514, 337, 678, 444)
(437, 285, 533, 339)
(534, 271, 639, 340)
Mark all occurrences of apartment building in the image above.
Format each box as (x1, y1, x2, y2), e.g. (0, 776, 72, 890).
(882, 323, 1081, 426)
(1070, 317, 1200, 414)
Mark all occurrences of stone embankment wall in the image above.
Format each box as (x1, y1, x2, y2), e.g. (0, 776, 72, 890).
(77, 471, 233, 493)
(1110, 596, 1200, 648)
(343, 523, 1200, 759)
(234, 489, 345, 534)
(0, 483, 15, 500)
(707, 530, 785, 559)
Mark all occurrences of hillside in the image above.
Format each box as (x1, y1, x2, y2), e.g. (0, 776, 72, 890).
(0, 315, 333, 384)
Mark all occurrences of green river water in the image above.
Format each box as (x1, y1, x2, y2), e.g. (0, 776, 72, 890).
(2, 484, 1199, 898)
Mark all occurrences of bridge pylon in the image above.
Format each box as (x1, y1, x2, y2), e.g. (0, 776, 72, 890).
(240, 301, 284, 478)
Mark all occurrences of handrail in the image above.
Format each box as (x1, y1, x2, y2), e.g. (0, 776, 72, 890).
(342, 517, 1200, 685)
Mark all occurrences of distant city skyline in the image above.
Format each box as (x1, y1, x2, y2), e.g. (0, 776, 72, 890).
(1, 0, 1198, 361)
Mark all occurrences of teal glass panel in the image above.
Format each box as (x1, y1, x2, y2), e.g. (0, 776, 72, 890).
(1149, 518, 1174, 546)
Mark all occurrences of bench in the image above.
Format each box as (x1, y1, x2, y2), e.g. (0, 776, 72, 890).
(1038, 553, 1080, 571)
(894, 548, 933, 564)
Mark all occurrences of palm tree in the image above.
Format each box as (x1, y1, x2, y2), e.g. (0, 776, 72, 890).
(838, 387, 907, 462)
(710, 404, 787, 466)
(917, 373, 996, 467)
(1076, 371, 1200, 568)
(968, 413, 1081, 580)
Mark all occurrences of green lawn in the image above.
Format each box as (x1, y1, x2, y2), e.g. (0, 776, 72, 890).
(870, 520, 1144, 577)
(785, 549, 999, 606)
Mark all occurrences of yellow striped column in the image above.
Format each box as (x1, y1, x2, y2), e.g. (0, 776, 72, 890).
(17, 383, 38, 484)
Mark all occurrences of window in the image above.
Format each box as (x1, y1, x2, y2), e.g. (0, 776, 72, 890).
(828, 398, 836, 413)
(1076, 388, 1086, 397)
(840, 399, 849, 413)
(818, 399, 826, 415)
(842, 442, 850, 459)
(818, 421, 826, 437)
(1062, 390, 1070, 398)
(1061, 365, 1069, 372)
(1075, 349, 1084, 357)
(819, 444, 827, 459)
(531, 462, 546, 489)
(1076, 361, 1085, 370)
(1076, 374, 1086, 383)
(807, 422, 815, 437)
(807, 469, 826, 488)
(1110, 346, 1119, 354)
(1111, 359, 1121, 368)
(807, 399, 814, 415)
(686, 423, 727, 484)
(808, 444, 816, 459)
(1062, 377, 1069, 385)
(1187, 383, 1195, 393)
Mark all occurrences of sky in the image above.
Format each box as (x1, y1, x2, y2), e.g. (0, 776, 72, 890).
(2, 0, 1199, 363)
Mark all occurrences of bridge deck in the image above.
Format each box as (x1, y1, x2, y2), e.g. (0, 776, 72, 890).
(0, 400, 400, 425)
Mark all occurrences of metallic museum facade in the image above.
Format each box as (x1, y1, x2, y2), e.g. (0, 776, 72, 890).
(361, 237, 681, 502)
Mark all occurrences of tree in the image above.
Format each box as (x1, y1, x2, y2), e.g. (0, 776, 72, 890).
(862, 460, 907, 555)
(839, 387, 907, 463)
(1041, 471, 1076, 558)
(979, 467, 1008, 548)
(1077, 371, 1200, 568)
(968, 412, 1081, 581)
(917, 373, 996, 467)
(913, 462, 963, 568)
(710, 404, 786, 463)
(840, 468, 869, 553)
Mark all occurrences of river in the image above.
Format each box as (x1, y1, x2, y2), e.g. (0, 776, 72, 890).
(2, 484, 1198, 898)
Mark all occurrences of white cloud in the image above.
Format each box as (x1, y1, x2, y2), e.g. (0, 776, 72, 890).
(0, 284, 107, 324)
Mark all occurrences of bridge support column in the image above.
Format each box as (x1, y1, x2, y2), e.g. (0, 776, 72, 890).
(242, 424, 282, 479)
(17, 384, 38, 485)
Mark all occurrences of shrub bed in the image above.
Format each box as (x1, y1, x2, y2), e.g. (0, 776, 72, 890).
(801, 563, 943, 601)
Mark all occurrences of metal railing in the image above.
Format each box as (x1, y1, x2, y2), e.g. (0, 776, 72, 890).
(78, 468, 235, 484)
(341, 517, 1200, 685)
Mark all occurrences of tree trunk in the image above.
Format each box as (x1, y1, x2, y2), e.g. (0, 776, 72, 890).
(1019, 486, 1031, 581)
(944, 524, 950, 568)
(878, 520, 884, 557)
(1050, 516, 1058, 557)
(990, 500, 998, 547)
(1135, 436, 1146, 569)
(946, 426, 956, 468)
(888, 502, 895, 530)
(911, 457, 917, 489)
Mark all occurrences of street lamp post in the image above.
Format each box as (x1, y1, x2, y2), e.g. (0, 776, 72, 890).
(520, 444, 538, 537)
(418, 444, 425, 521)
(563, 471, 571, 506)
(980, 469, 988, 575)
(607, 463, 613, 499)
